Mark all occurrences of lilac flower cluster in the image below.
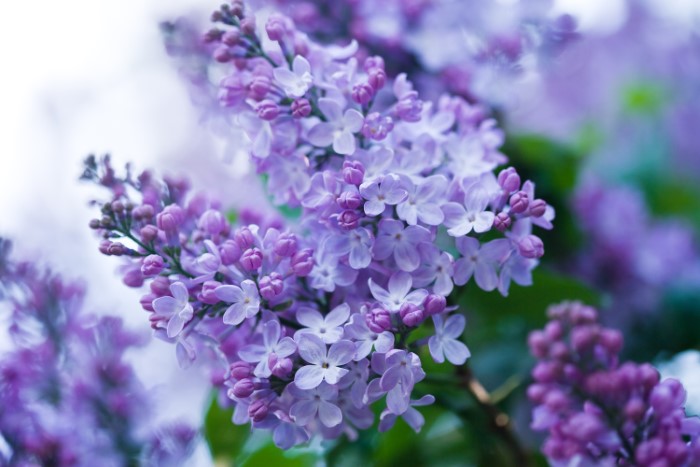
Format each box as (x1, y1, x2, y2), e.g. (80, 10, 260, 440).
(528, 301, 700, 466)
(85, 0, 554, 450)
(0, 238, 196, 466)
(572, 179, 700, 319)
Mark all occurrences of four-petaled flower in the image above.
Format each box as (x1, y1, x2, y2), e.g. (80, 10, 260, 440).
(273, 55, 313, 98)
(294, 304, 351, 344)
(152, 282, 193, 338)
(215, 280, 261, 325)
(238, 320, 297, 377)
(373, 219, 431, 272)
(442, 184, 495, 236)
(294, 334, 355, 390)
(359, 175, 407, 216)
(308, 98, 364, 155)
(288, 382, 343, 428)
(369, 272, 428, 312)
(429, 314, 471, 365)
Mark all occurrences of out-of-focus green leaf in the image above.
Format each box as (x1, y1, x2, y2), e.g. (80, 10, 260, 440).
(203, 395, 249, 465)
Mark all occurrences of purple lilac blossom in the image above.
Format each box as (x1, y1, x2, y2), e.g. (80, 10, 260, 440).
(84, 0, 555, 449)
(0, 239, 196, 466)
(528, 301, 700, 466)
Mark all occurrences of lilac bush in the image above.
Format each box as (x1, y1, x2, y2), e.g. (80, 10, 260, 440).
(0, 238, 196, 466)
(80, 0, 559, 450)
(528, 301, 700, 466)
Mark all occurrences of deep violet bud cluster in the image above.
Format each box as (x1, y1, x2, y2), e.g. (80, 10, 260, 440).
(0, 238, 196, 466)
(528, 302, 700, 466)
(84, 1, 554, 450)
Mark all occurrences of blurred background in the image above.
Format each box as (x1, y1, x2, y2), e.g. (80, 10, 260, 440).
(1, 0, 699, 465)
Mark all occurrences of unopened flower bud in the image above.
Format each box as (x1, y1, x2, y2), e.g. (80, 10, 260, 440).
(368, 68, 386, 90)
(493, 212, 512, 231)
(291, 98, 311, 118)
(156, 205, 185, 232)
(291, 249, 314, 276)
(342, 160, 365, 185)
(141, 254, 165, 276)
(240, 16, 256, 35)
(222, 29, 240, 46)
(123, 268, 145, 288)
(249, 75, 271, 100)
(198, 210, 227, 236)
(337, 210, 360, 230)
(399, 303, 424, 327)
(269, 354, 293, 378)
(220, 240, 242, 265)
(213, 45, 232, 63)
(337, 190, 362, 210)
(274, 233, 298, 257)
(256, 99, 280, 121)
(366, 307, 392, 333)
(259, 273, 284, 300)
(140, 225, 159, 243)
(232, 378, 255, 398)
(518, 235, 544, 259)
(200, 280, 221, 304)
(497, 167, 521, 194)
(240, 248, 263, 271)
(352, 83, 374, 105)
(509, 191, 529, 214)
(423, 294, 446, 316)
(529, 199, 547, 218)
(234, 227, 255, 249)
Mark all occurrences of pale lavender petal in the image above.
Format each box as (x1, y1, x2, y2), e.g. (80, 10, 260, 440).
(434, 272, 453, 296)
(455, 236, 479, 257)
(413, 395, 435, 407)
(364, 199, 386, 216)
(294, 365, 325, 390)
(402, 407, 426, 432)
(318, 98, 343, 121)
(328, 340, 356, 366)
(473, 211, 495, 233)
(443, 314, 466, 339)
(292, 55, 310, 75)
(453, 258, 475, 286)
(297, 334, 326, 364)
(351, 379, 368, 408)
(334, 265, 358, 286)
(354, 340, 373, 361)
(152, 296, 178, 316)
(215, 284, 244, 303)
(375, 333, 394, 353)
(241, 280, 259, 300)
(333, 130, 356, 155)
(167, 314, 187, 338)
(388, 272, 412, 298)
(395, 242, 421, 272)
(474, 262, 499, 291)
(238, 344, 267, 363)
(275, 337, 297, 358)
(324, 366, 349, 385)
(296, 307, 325, 328)
(308, 123, 335, 147)
(397, 202, 419, 226)
(262, 320, 281, 349)
(318, 401, 343, 427)
(386, 385, 410, 415)
(175, 339, 196, 369)
(442, 339, 470, 365)
(290, 400, 318, 426)
(417, 204, 444, 225)
(170, 282, 189, 302)
(364, 378, 384, 404)
(325, 304, 351, 327)
(322, 327, 344, 344)
(372, 235, 395, 260)
(428, 335, 445, 363)
(378, 411, 398, 432)
(349, 243, 372, 269)
(380, 366, 402, 391)
(222, 303, 247, 325)
(405, 289, 429, 305)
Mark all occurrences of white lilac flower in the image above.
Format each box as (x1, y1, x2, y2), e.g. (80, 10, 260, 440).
(369, 272, 428, 312)
(238, 320, 297, 377)
(294, 303, 351, 344)
(152, 282, 194, 338)
(215, 280, 261, 325)
(294, 334, 355, 390)
(429, 314, 471, 365)
(308, 98, 364, 155)
(273, 55, 314, 98)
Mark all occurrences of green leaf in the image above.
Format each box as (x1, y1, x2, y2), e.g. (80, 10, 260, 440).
(203, 395, 249, 464)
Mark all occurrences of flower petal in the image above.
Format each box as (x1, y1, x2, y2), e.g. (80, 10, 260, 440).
(294, 365, 325, 390)
(318, 400, 343, 427)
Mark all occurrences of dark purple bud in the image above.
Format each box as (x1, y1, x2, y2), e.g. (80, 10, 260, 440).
(232, 378, 255, 398)
(89, 218, 101, 229)
(230, 361, 253, 380)
(123, 268, 145, 288)
(213, 45, 232, 63)
(256, 99, 280, 121)
(220, 240, 242, 265)
(249, 75, 271, 100)
(509, 191, 529, 214)
(599, 328, 623, 354)
(543, 389, 568, 410)
(549, 342, 568, 360)
(337, 190, 362, 210)
(203, 28, 223, 43)
(518, 235, 544, 259)
(259, 272, 284, 300)
(240, 248, 263, 271)
(222, 29, 241, 46)
(291, 98, 311, 118)
(337, 210, 361, 230)
(234, 227, 255, 249)
(248, 399, 269, 422)
(342, 160, 365, 185)
(198, 210, 227, 236)
(650, 379, 685, 416)
(99, 240, 112, 255)
(423, 294, 446, 316)
(132, 204, 155, 220)
(361, 112, 394, 141)
(544, 321, 563, 340)
(624, 397, 646, 421)
(140, 225, 159, 243)
(528, 331, 549, 358)
(532, 361, 559, 383)
(111, 200, 124, 213)
(366, 307, 392, 333)
(497, 167, 521, 193)
(200, 280, 222, 305)
(141, 254, 165, 276)
(156, 205, 185, 232)
(368, 68, 386, 90)
(527, 384, 547, 403)
(240, 16, 256, 35)
(291, 249, 314, 276)
(230, 0, 244, 17)
(351, 83, 374, 105)
(493, 212, 511, 232)
(571, 325, 598, 352)
(274, 233, 298, 257)
(529, 199, 547, 218)
(107, 243, 127, 256)
(268, 354, 293, 378)
(399, 303, 424, 327)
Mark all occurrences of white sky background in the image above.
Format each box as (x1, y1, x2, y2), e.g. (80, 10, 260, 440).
(0, 0, 698, 460)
